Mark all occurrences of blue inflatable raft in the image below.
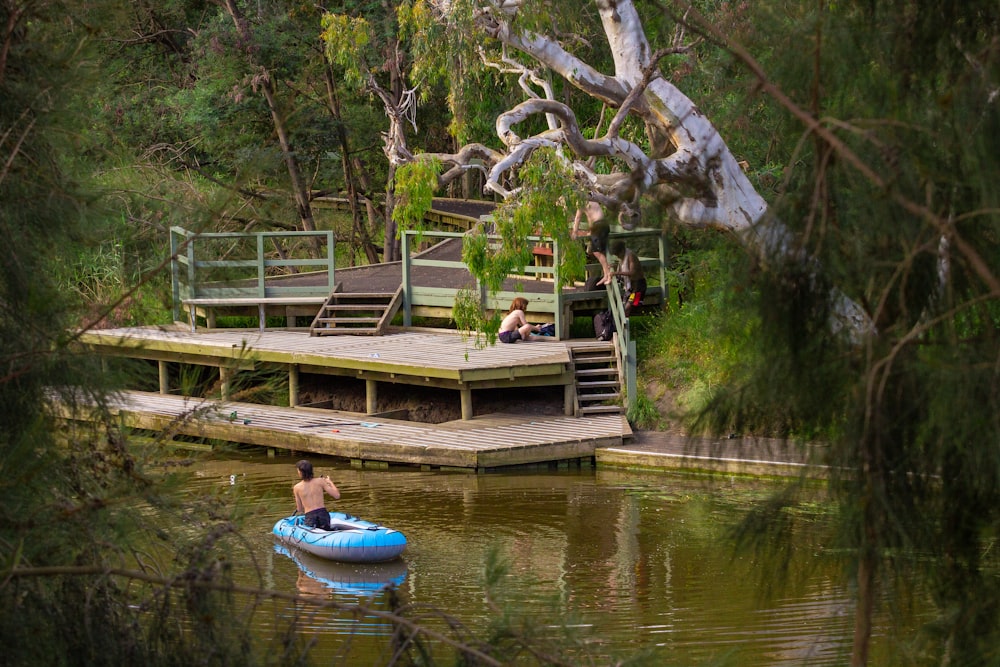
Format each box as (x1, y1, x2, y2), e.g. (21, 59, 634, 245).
(272, 512, 407, 563)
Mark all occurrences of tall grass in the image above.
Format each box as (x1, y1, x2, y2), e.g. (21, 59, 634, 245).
(633, 239, 760, 434)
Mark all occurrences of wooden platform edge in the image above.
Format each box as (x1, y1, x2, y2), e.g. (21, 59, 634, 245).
(594, 446, 830, 479)
(55, 391, 629, 471)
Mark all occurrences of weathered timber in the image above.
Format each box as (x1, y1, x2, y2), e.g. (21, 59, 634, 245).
(78, 327, 572, 384)
(56, 391, 629, 470)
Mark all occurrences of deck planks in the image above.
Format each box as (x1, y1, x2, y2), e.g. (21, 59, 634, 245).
(79, 390, 629, 469)
(73, 326, 630, 468)
(79, 327, 571, 382)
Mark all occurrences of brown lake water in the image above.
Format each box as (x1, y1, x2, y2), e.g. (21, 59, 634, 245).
(169, 450, 914, 665)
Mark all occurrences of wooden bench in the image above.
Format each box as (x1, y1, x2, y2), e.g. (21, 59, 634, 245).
(182, 296, 329, 332)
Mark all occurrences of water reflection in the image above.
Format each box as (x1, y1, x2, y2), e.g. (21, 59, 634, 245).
(274, 544, 408, 597)
(162, 453, 908, 665)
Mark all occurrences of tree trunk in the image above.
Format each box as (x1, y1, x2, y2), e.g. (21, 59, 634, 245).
(852, 539, 875, 666)
(258, 76, 316, 236)
(384, 163, 400, 262)
(322, 59, 380, 264)
(221, 0, 319, 254)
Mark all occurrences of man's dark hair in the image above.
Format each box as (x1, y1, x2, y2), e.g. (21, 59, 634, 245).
(296, 460, 314, 480)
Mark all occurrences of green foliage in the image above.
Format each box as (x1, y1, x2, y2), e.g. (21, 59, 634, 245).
(637, 235, 770, 433)
(625, 388, 662, 430)
(679, 0, 1000, 661)
(399, 0, 492, 132)
(0, 3, 297, 664)
(448, 148, 588, 338)
(392, 156, 442, 235)
(452, 287, 500, 349)
(468, 148, 585, 293)
(320, 13, 374, 90)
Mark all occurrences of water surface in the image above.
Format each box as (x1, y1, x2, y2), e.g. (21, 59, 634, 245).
(169, 451, 909, 665)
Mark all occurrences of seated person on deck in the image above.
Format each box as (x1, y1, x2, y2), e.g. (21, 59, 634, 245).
(498, 297, 540, 343)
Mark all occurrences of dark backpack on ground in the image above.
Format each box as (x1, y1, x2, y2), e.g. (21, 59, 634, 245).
(537, 322, 556, 337)
(594, 309, 615, 341)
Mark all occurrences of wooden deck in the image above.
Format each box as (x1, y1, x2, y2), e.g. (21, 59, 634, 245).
(78, 326, 573, 385)
(75, 326, 631, 469)
(62, 390, 628, 471)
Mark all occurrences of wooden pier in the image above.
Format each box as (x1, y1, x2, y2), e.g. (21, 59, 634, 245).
(63, 390, 627, 471)
(76, 198, 668, 469)
(75, 326, 632, 470)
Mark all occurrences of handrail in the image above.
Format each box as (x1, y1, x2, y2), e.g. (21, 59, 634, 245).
(400, 227, 650, 411)
(400, 228, 566, 333)
(169, 227, 336, 321)
(606, 279, 637, 413)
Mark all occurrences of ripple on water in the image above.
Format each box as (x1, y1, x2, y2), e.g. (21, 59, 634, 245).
(145, 453, 911, 666)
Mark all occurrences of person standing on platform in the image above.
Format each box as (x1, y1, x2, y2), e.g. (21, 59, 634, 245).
(293, 459, 340, 530)
(572, 201, 613, 286)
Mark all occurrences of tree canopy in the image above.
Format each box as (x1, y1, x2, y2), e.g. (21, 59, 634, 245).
(2, 0, 999, 665)
(372, 1, 1000, 664)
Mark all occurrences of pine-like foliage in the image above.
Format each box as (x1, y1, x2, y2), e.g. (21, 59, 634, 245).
(698, 1, 1000, 663)
(0, 3, 268, 665)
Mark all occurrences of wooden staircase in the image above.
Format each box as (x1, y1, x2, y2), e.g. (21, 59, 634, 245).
(571, 340, 624, 416)
(310, 287, 402, 336)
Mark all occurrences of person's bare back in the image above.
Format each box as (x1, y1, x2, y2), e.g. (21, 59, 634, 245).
(293, 474, 340, 513)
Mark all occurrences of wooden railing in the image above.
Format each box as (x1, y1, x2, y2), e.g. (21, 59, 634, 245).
(169, 227, 336, 323)
(400, 229, 567, 333)
(400, 227, 665, 412)
(169, 221, 661, 411)
(606, 278, 637, 413)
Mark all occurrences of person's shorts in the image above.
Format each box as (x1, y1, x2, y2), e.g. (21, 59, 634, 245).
(627, 279, 647, 307)
(304, 508, 332, 530)
(589, 220, 610, 254)
(499, 330, 522, 344)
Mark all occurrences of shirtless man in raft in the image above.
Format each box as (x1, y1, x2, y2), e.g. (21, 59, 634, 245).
(293, 459, 341, 530)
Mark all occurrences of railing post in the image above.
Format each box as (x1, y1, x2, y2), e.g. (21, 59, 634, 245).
(626, 337, 637, 413)
(659, 232, 668, 310)
(401, 231, 412, 326)
(326, 230, 336, 293)
(186, 231, 197, 299)
(256, 233, 266, 298)
(607, 279, 635, 412)
(552, 237, 563, 339)
(170, 228, 181, 322)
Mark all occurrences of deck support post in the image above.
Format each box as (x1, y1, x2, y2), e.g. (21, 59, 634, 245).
(366, 379, 378, 414)
(220, 366, 231, 401)
(460, 387, 473, 420)
(289, 364, 299, 407)
(564, 383, 575, 416)
(158, 361, 169, 395)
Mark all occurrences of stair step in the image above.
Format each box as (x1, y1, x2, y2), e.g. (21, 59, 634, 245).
(329, 292, 394, 300)
(313, 327, 379, 336)
(316, 316, 382, 324)
(324, 304, 389, 312)
(580, 404, 624, 415)
(574, 354, 617, 364)
(579, 391, 621, 402)
(577, 380, 620, 389)
(575, 367, 618, 377)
